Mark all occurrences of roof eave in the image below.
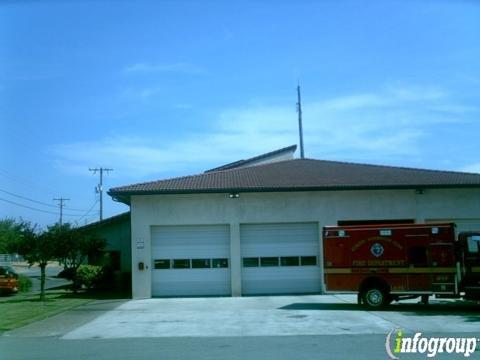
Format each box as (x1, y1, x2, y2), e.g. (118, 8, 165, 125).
(78, 211, 131, 230)
(108, 191, 132, 205)
(108, 183, 480, 200)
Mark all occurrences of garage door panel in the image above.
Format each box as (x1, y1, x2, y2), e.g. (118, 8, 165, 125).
(426, 219, 480, 234)
(242, 279, 320, 295)
(151, 225, 231, 297)
(242, 267, 319, 280)
(152, 226, 228, 245)
(152, 281, 229, 297)
(240, 223, 321, 295)
(242, 267, 321, 294)
(151, 245, 228, 258)
(242, 225, 316, 242)
(152, 269, 230, 296)
(454, 221, 480, 233)
(242, 245, 318, 257)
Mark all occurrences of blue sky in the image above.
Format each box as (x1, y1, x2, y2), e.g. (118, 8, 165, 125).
(1, 0, 479, 227)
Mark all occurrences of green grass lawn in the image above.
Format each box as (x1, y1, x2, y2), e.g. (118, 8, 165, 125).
(0, 290, 93, 333)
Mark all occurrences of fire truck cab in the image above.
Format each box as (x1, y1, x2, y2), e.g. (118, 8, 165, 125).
(323, 223, 480, 307)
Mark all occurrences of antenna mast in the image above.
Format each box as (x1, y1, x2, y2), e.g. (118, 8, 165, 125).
(296, 84, 305, 158)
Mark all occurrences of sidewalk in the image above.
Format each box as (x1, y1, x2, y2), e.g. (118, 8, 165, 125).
(4, 298, 129, 338)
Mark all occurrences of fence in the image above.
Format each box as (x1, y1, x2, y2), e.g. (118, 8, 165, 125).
(0, 254, 25, 263)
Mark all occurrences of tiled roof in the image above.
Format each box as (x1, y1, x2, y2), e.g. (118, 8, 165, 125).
(108, 159, 480, 201)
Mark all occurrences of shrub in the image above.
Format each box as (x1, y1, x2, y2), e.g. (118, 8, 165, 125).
(76, 265, 103, 290)
(57, 267, 76, 280)
(18, 274, 32, 293)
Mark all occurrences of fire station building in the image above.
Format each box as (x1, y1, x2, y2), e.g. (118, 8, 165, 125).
(108, 146, 480, 299)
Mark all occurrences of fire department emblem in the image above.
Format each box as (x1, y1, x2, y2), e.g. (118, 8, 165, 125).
(370, 243, 384, 257)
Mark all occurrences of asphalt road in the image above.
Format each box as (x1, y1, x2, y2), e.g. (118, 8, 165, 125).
(11, 263, 70, 295)
(1, 333, 479, 360)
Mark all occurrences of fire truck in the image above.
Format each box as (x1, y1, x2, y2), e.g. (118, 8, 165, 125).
(323, 223, 480, 307)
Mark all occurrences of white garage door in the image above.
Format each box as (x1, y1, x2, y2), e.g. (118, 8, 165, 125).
(426, 219, 480, 235)
(151, 225, 231, 297)
(240, 223, 321, 295)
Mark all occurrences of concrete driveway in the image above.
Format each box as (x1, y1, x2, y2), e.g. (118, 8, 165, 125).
(61, 295, 480, 340)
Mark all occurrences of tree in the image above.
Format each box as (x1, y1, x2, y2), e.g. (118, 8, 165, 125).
(47, 223, 79, 271)
(15, 222, 57, 301)
(0, 218, 25, 254)
(8, 221, 106, 299)
(52, 224, 106, 289)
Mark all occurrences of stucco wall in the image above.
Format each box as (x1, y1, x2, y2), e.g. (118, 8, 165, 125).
(130, 188, 480, 298)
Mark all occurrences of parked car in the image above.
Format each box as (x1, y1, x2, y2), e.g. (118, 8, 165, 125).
(0, 264, 19, 295)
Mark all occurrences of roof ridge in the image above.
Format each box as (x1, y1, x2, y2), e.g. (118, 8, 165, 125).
(204, 157, 298, 174)
(204, 144, 297, 173)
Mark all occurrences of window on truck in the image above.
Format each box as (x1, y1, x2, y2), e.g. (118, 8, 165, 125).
(467, 235, 480, 253)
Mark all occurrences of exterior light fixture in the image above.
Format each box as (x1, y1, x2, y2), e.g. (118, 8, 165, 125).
(229, 193, 240, 199)
(415, 189, 425, 195)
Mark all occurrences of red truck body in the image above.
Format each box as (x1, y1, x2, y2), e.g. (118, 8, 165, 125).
(323, 223, 480, 306)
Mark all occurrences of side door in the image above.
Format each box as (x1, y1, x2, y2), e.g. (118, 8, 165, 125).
(459, 233, 480, 293)
(406, 241, 430, 292)
(428, 242, 456, 294)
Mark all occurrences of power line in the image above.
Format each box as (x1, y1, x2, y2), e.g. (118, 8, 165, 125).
(0, 188, 88, 212)
(83, 213, 101, 226)
(0, 168, 58, 196)
(64, 205, 91, 212)
(0, 188, 59, 209)
(0, 197, 88, 217)
(75, 199, 100, 223)
(0, 197, 62, 216)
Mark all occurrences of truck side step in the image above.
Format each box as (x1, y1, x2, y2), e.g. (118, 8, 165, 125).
(435, 294, 461, 299)
(464, 286, 480, 300)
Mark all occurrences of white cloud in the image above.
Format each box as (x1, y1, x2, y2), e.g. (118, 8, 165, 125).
(49, 84, 476, 180)
(428, 104, 479, 114)
(124, 62, 206, 75)
(385, 84, 446, 102)
(316, 94, 388, 111)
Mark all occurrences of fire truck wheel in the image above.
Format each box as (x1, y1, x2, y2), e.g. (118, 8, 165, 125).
(362, 287, 388, 307)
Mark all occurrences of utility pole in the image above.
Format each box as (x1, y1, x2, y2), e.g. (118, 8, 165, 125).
(89, 167, 113, 221)
(53, 197, 70, 225)
(296, 84, 305, 159)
